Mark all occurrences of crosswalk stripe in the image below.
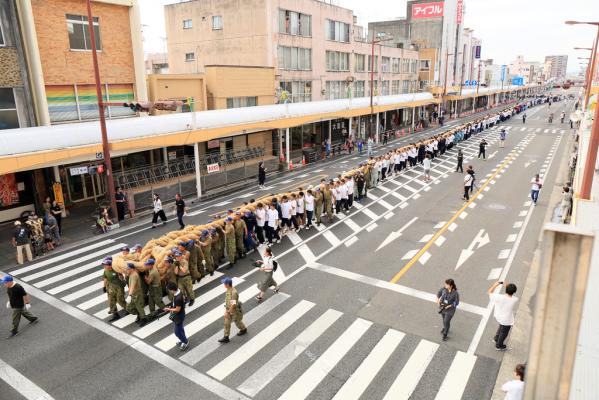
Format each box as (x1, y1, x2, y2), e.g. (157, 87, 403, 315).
(278, 318, 372, 400)
(402, 185, 418, 193)
(332, 329, 405, 400)
(207, 300, 315, 381)
(434, 351, 477, 400)
(361, 208, 378, 220)
(344, 218, 361, 233)
(179, 293, 290, 364)
(237, 309, 342, 397)
(285, 231, 302, 245)
(61, 281, 104, 303)
(323, 230, 341, 246)
(377, 185, 391, 193)
(11, 239, 115, 276)
(19, 243, 123, 281)
(391, 191, 406, 201)
(366, 192, 379, 201)
(383, 339, 439, 400)
(297, 244, 316, 263)
(378, 199, 394, 210)
(46, 268, 102, 294)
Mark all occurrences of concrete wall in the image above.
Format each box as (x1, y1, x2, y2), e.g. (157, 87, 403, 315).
(204, 65, 275, 109)
(147, 73, 208, 111)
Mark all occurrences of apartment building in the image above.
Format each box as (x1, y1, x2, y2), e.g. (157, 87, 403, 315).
(544, 55, 568, 82)
(19, 0, 146, 125)
(165, 0, 420, 103)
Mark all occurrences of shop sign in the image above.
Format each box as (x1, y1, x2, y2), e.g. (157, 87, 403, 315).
(207, 163, 220, 174)
(456, 0, 463, 23)
(69, 166, 89, 176)
(412, 2, 444, 19)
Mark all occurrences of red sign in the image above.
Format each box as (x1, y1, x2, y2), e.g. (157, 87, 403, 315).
(412, 2, 444, 19)
(207, 163, 220, 174)
(456, 0, 463, 23)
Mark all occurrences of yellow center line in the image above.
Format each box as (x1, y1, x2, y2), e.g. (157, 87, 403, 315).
(208, 174, 327, 218)
(389, 151, 517, 284)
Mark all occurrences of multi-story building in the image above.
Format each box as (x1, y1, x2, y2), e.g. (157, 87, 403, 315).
(145, 52, 169, 75)
(509, 56, 539, 85)
(369, 0, 466, 89)
(164, 0, 420, 102)
(19, 0, 147, 126)
(459, 27, 482, 86)
(544, 55, 568, 81)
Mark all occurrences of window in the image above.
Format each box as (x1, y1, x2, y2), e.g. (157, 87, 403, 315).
(0, 88, 19, 129)
(279, 9, 311, 36)
(226, 97, 257, 109)
(325, 19, 350, 42)
(382, 57, 390, 73)
(279, 81, 311, 103)
(402, 80, 410, 93)
(66, 14, 101, 51)
(402, 59, 410, 73)
(183, 19, 192, 29)
(354, 54, 365, 72)
(411, 60, 418, 73)
(420, 60, 431, 71)
(326, 51, 349, 72)
(212, 15, 222, 30)
(325, 81, 349, 100)
(368, 55, 378, 72)
(355, 81, 365, 97)
(278, 46, 311, 70)
(392, 80, 400, 94)
(392, 58, 400, 73)
(381, 80, 390, 95)
(185, 52, 195, 62)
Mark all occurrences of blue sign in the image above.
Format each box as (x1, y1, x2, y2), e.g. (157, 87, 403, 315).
(474, 45, 481, 59)
(472, 80, 478, 86)
(511, 77, 524, 86)
(464, 80, 470, 86)
(501, 65, 507, 82)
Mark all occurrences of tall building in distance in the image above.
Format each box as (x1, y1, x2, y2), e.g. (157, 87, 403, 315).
(164, 0, 420, 103)
(544, 55, 568, 82)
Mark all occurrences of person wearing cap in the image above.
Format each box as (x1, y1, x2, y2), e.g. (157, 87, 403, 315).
(130, 245, 143, 262)
(198, 231, 214, 276)
(218, 277, 246, 343)
(125, 263, 147, 326)
(2, 275, 38, 338)
(174, 250, 195, 306)
(223, 217, 236, 268)
(102, 258, 127, 322)
(187, 240, 203, 282)
(164, 281, 189, 351)
(12, 221, 33, 265)
(234, 212, 247, 260)
(314, 187, 324, 226)
(164, 256, 178, 301)
(120, 246, 136, 262)
(143, 259, 165, 315)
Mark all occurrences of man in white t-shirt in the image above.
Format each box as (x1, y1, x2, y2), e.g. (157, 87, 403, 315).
(501, 363, 525, 400)
(345, 177, 354, 208)
(266, 203, 280, 244)
(255, 203, 266, 244)
(530, 174, 543, 205)
(488, 280, 519, 351)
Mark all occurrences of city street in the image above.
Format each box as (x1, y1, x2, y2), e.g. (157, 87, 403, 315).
(0, 100, 573, 400)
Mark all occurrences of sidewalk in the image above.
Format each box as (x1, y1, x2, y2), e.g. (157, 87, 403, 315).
(1, 102, 517, 270)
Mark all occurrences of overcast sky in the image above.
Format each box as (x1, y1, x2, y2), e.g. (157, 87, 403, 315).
(140, 0, 599, 73)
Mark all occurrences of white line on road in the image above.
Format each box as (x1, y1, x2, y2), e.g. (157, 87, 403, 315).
(0, 357, 55, 400)
(506, 234, 517, 243)
(448, 222, 458, 232)
(513, 221, 523, 228)
(498, 249, 511, 259)
(435, 236, 446, 247)
(434, 352, 477, 400)
(487, 268, 502, 280)
(402, 250, 418, 260)
(366, 223, 377, 232)
(345, 236, 358, 247)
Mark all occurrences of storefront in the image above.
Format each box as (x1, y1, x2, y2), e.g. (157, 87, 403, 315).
(0, 172, 37, 222)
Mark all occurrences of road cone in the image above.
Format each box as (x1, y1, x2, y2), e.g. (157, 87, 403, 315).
(302, 155, 306, 166)
(289, 160, 294, 170)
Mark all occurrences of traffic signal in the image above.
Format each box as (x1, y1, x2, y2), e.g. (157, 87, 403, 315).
(88, 165, 98, 175)
(97, 164, 105, 174)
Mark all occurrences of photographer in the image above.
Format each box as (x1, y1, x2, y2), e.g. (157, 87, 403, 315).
(254, 246, 280, 301)
(164, 281, 189, 351)
(488, 280, 518, 351)
(436, 279, 459, 341)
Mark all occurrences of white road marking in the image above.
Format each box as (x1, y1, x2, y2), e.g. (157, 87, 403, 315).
(434, 221, 446, 228)
(506, 234, 517, 243)
(0, 357, 55, 400)
(468, 202, 477, 208)
(298, 244, 317, 263)
(384, 212, 394, 219)
(435, 236, 446, 246)
(60, 282, 104, 303)
(402, 250, 418, 260)
(498, 249, 511, 259)
(366, 223, 377, 232)
(420, 251, 431, 265)
(10, 240, 115, 276)
(277, 318, 372, 400)
(344, 218, 361, 233)
(403, 185, 418, 193)
(377, 217, 419, 252)
(366, 192, 379, 201)
(487, 268, 502, 280)
(413, 193, 421, 200)
(333, 329, 405, 400)
(207, 300, 315, 381)
(448, 222, 458, 232)
(323, 230, 341, 246)
(513, 221, 523, 228)
(345, 236, 359, 247)
(455, 229, 490, 271)
(400, 203, 408, 209)
(285, 231, 302, 246)
(434, 352, 477, 400)
(383, 340, 439, 400)
(459, 212, 468, 219)
(237, 309, 342, 397)
(484, 186, 490, 192)
(378, 185, 391, 193)
(518, 210, 528, 217)
(378, 199, 394, 210)
(420, 234, 434, 242)
(424, 186, 432, 192)
(361, 208, 378, 220)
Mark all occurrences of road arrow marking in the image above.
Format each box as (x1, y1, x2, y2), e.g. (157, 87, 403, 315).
(488, 151, 498, 159)
(455, 229, 490, 270)
(376, 217, 418, 252)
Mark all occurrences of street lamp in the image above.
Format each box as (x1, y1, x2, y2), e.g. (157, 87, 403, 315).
(85, 0, 118, 219)
(368, 33, 393, 142)
(566, 20, 599, 200)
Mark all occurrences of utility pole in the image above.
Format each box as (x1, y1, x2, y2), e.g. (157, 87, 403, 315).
(369, 33, 392, 143)
(85, 0, 117, 220)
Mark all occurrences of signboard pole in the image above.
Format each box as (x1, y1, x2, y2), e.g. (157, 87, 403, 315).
(194, 142, 202, 198)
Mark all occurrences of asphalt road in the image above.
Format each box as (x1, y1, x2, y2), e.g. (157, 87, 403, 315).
(0, 96, 574, 400)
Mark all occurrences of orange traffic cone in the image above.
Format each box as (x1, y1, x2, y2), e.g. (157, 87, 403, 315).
(302, 155, 306, 166)
(289, 160, 294, 170)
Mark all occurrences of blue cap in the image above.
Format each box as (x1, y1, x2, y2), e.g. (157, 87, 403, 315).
(1, 275, 14, 283)
(173, 250, 183, 257)
(101, 258, 112, 266)
(221, 277, 233, 286)
(126, 263, 135, 269)
(171, 247, 179, 253)
(226, 217, 233, 222)
(134, 244, 142, 250)
(210, 228, 216, 234)
(178, 241, 188, 247)
(144, 258, 155, 266)
(165, 256, 174, 264)
(187, 240, 195, 245)
(121, 246, 130, 252)
(201, 230, 208, 236)
(227, 209, 234, 213)
(244, 211, 251, 217)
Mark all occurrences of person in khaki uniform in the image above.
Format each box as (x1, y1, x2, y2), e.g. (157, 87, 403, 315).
(234, 212, 247, 259)
(164, 256, 178, 301)
(323, 183, 334, 222)
(131, 244, 143, 261)
(210, 228, 220, 267)
(314, 187, 324, 226)
(173, 250, 195, 306)
(224, 217, 237, 268)
(102, 257, 126, 322)
(125, 263, 147, 327)
(218, 277, 246, 343)
(198, 231, 214, 276)
(185, 240, 201, 283)
(143, 258, 165, 315)
(120, 246, 136, 261)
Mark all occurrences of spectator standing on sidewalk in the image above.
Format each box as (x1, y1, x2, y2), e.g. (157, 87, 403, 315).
(2, 275, 38, 338)
(501, 364, 525, 400)
(115, 187, 127, 222)
(488, 280, 518, 351)
(151, 194, 167, 228)
(50, 200, 63, 235)
(12, 221, 32, 265)
(258, 161, 266, 188)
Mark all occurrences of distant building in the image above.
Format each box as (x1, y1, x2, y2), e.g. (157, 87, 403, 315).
(509, 56, 541, 85)
(165, 0, 420, 102)
(145, 53, 169, 75)
(544, 55, 568, 81)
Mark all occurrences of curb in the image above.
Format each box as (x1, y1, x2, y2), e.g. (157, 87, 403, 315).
(490, 127, 575, 398)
